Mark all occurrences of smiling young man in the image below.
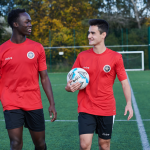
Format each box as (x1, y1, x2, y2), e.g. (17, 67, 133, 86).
(0, 9, 57, 150)
(65, 19, 133, 150)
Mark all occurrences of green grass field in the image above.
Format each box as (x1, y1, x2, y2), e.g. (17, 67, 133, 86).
(0, 71, 149, 150)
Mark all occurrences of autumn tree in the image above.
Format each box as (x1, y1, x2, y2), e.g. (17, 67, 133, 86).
(28, 0, 95, 46)
(27, 0, 95, 71)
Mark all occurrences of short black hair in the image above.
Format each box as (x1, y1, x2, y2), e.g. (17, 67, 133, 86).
(89, 19, 109, 36)
(7, 8, 26, 29)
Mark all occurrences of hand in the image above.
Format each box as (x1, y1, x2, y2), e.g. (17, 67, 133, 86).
(48, 105, 57, 122)
(65, 80, 81, 92)
(124, 104, 133, 120)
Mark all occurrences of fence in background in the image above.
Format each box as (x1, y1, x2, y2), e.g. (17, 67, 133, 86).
(44, 27, 150, 72)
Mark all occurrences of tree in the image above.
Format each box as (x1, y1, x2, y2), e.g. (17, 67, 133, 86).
(0, 17, 11, 44)
(28, 0, 94, 46)
(131, 0, 141, 28)
(25, 0, 95, 70)
(0, 0, 30, 44)
(88, 0, 150, 29)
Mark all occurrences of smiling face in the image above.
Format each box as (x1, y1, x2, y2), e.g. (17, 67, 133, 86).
(88, 26, 106, 46)
(13, 12, 32, 36)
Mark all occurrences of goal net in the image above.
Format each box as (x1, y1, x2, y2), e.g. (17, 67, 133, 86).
(44, 46, 144, 72)
(118, 51, 144, 71)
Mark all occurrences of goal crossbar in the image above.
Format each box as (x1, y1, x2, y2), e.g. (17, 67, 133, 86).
(44, 45, 144, 71)
(117, 51, 144, 71)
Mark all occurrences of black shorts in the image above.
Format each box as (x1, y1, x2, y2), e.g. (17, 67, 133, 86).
(78, 112, 115, 139)
(4, 109, 45, 131)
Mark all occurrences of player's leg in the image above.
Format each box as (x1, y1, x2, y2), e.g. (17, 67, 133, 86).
(80, 134, 93, 150)
(4, 109, 25, 150)
(7, 127, 23, 150)
(96, 115, 115, 150)
(29, 130, 46, 150)
(78, 112, 97, 150)
(24, 109, 46, 150)
(98, 138, 110, 150)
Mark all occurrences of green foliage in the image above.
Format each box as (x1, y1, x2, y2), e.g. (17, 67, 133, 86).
(0, 0, 149, 70)
(28, 0, 94, 46)
(0, 17, 11, 45)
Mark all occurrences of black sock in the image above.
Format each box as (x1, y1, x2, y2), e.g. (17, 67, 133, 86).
(35, 143, 47, 150)
(44, 144, 47, 150)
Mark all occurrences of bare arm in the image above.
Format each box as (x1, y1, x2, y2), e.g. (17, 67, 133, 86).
(121, 79, 133, 120)
(39, 70, 57, 122)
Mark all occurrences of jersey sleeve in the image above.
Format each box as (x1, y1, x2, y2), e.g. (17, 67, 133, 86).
(116, 55, 127, 81)
(38, 44, 47, 71)
(0, 56, 2, 100)
(72, 54, 81, 69)
(0, 79, 1, 101)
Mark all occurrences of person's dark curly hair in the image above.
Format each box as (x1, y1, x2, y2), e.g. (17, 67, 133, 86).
(89, 19, 109, 36)
(7, 9, 26, 29)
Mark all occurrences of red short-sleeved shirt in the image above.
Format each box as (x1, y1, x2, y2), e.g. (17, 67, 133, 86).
(0, 38, 47, 111)
(72, 48, 127, 116)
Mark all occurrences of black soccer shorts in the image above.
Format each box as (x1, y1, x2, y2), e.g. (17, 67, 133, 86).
(4, 109, 45, 131)
(78, 112, 115, 139)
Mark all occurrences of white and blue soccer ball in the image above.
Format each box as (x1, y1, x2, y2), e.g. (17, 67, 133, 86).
(67, 68, 90, 90)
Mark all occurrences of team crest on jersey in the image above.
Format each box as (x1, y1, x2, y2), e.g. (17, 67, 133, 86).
(27, 51, 35, 59)
(103, 65, 111, 73)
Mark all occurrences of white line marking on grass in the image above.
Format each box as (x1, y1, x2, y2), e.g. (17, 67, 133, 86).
(115, 81, 149, 84)
(39, 84, 66, 87)
(143, 119, 150, 121)
(46, 120, 138, 122)
(51, 84, 66, 86)
(40, 81, 150, 86)
(47, 119, 149, 122)
(46, 120, 78, 122)
(0, 119, 150, 122)
(48, 72, 68, 74)
(127, 73, 150, 150)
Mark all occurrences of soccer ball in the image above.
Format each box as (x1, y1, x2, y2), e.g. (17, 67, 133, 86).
(67, 68, 90, 90)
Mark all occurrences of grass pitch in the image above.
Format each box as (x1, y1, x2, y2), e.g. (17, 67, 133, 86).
(0, 71, 149, 150)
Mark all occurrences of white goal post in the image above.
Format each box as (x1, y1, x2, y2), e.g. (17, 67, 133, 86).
(118, 51, 144, 71)
(44, 45, 144, 71)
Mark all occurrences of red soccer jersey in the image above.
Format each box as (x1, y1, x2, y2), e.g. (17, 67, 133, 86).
(0, 38, 47, 111)
(72, 48, 127, 116)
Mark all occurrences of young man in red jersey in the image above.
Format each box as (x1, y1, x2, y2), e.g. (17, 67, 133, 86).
(0, 9, 57, 150)
(65, 19, 133, 150)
